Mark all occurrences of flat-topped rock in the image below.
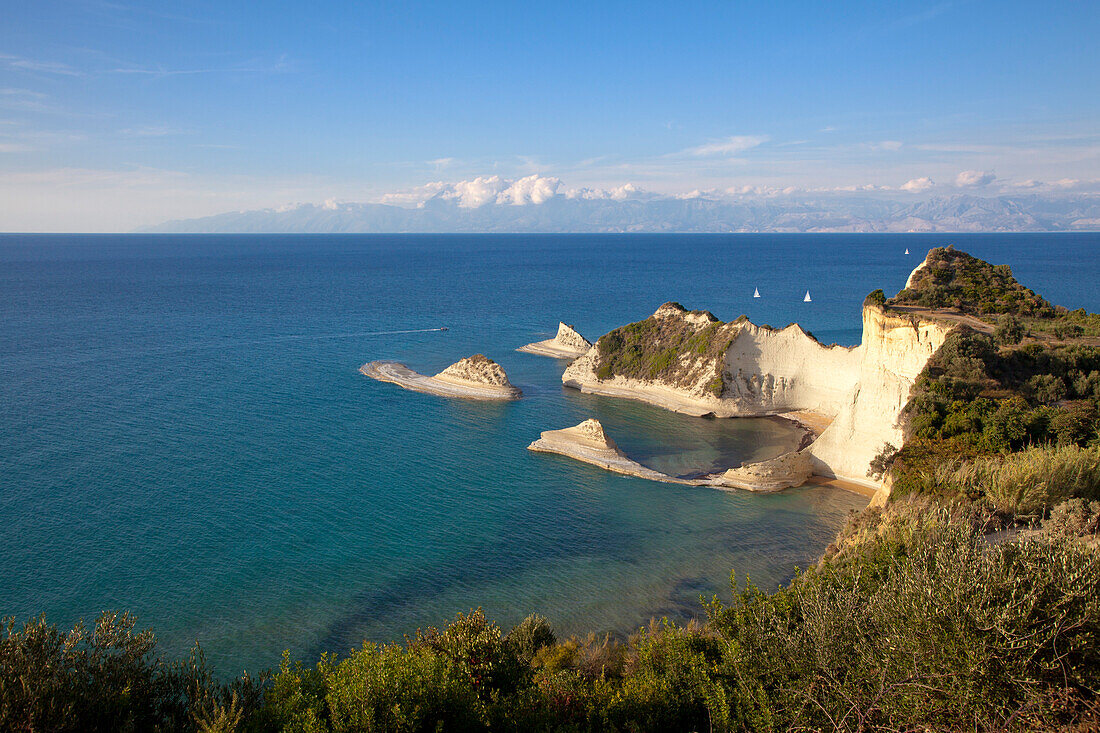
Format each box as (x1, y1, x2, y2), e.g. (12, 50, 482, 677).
(361, 355, 521, 400)
(517, 322, 593, 358)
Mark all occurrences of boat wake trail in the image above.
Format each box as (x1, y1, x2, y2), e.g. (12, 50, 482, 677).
(268, 327, 448, 342)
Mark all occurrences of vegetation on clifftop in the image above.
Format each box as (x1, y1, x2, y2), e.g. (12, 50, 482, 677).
(887, 245, 1100, 339)
(889, 245, 1054, 317)
(594, 304, 738, 397)
(882, 247, 1100, 516)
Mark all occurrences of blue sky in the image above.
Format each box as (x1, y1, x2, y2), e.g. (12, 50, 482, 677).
(1, 0, 1098, 230)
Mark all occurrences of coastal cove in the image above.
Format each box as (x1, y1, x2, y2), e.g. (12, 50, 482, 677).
(2, 233, 1099, 677)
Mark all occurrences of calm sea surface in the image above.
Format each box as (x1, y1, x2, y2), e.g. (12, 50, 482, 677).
(2, 233, 1098, 675)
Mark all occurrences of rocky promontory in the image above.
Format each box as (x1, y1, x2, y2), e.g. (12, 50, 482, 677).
(362, 354, 522, 400)
(561, 292, 955, 494)
(517, 322, 593, 358)
(528, 418, 818, 492)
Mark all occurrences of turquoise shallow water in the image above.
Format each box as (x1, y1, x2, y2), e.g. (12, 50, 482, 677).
(1, 233, 1098, 675)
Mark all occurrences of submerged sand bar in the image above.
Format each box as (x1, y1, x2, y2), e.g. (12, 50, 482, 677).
(361, 358, 522, 400)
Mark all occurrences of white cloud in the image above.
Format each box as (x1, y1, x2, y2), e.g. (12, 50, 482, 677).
(682, 135, 767, 157)
(0, 53, 82, 76)
(955, 170, 996, 187)
(497, 174, 560, 205)
(447, 176, 510, 207)
(901, 177, 935, 193)
(379, 174, 563, 208)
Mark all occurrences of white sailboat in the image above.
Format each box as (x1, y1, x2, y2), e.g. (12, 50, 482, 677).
(905, 248, 910, 255)
(804, 291, 812, 302)
(753, 287, 760, 298)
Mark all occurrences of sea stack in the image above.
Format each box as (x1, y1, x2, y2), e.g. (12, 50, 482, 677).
(361, 354, 522, 400)
(517, 322, 593, 359)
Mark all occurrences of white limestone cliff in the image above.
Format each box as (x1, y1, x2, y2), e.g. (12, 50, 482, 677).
(562, 304, 861, 418)
(807, 306, 952, 489)
(561, 299, 955, 491)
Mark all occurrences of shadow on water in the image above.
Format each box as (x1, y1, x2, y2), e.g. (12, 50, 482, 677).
(308, 499, 637, 658)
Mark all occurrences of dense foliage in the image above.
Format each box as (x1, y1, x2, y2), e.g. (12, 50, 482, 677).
(890, 245, 1055, 317)
(0, 612, 259, 732)
(892, 323, 1100, 505)
(5, 515, 1098, 731)
(594, 304, 738, 397)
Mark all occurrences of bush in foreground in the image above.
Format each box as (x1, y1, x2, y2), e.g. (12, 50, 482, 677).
(8, 513, 1097, 731)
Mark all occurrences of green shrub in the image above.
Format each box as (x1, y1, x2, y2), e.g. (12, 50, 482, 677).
(863, 288, 887, 308)
(503, 614, 555, 667)
(707, 513, 1100, 730)
(0, 612, 242, 733)
(1029, 374, 1067, 405)
(995, 314, 1025, 345)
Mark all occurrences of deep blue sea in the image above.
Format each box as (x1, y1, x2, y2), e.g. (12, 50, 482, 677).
(2, 233, 1098, 676)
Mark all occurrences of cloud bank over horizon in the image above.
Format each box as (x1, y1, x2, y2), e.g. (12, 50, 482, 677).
(2, 2, 1097, 231)
(138, 171, 1100, 235)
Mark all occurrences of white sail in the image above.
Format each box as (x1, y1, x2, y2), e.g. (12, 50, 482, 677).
(905, 248, 910, 255)
(753, 287, 760, 298)
(804, 291, 812, 302)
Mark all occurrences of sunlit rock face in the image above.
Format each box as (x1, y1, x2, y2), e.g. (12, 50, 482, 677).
(563, 299, 954, 488)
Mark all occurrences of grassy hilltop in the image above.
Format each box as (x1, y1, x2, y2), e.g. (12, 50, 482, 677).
(4, 247, 1100, 732)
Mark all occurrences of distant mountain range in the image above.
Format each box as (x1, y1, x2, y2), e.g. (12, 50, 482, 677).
(139, 192, 1100, 234)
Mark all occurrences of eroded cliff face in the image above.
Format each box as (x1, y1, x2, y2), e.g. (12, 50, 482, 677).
(722, 322, 860, 416)
(807, 306, 954, 488)
(562, 303, 860, 418)
(553, 322, 592, 353)
(563, 302, 955, 487)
